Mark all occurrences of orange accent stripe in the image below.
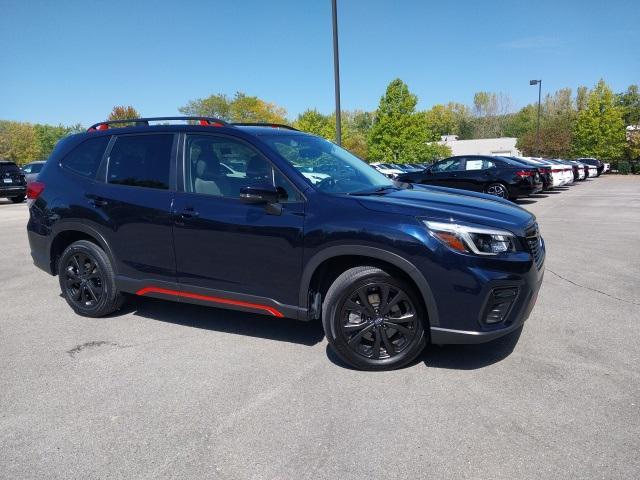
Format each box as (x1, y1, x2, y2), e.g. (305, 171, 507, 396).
(136, 286, 284, 317)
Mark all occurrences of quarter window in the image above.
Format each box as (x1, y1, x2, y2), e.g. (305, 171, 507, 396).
(61, 136, 110, 178)
(107, 134, 173, 190)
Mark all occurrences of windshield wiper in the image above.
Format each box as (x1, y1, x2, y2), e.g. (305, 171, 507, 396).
(348, 186, 400, 196)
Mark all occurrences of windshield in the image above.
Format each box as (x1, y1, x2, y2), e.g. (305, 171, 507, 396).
(261, 134, 394, 194)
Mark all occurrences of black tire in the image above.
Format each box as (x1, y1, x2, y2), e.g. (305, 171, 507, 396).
(322, 266, 427, 371)
(10, 194, 25, 203)
(58, 240, 124, 317)
(484, 182, 510, 200)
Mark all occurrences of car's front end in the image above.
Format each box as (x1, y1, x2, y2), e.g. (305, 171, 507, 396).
(355, 186, 545, 345)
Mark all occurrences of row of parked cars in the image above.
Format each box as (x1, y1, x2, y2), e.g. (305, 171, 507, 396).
(372, 156, 608, 201)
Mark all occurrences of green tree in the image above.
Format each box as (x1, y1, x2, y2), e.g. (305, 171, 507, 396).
(294, 109, 333, 137)
(179, 92, 287, 123)
(34, 124, 71, 159)
(517, 120, 573, 158)
(616, 84, 640, 126)
(367, 79, 442, 163)
(423, 104, 457, 137)
(0, 121, 42, 165)
(572, 80, 626, 160)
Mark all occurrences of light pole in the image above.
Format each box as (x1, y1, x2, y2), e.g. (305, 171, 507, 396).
(529, 79, 542, 156)
(331, 0, 342, 145)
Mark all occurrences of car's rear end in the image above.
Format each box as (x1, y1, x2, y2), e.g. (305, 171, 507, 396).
(0, 161, 27, 201)
(508, 165, 543, 197)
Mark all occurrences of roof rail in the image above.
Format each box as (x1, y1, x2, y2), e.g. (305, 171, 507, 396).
(231, 122, 299, 131)
(87, 116, 230, 131)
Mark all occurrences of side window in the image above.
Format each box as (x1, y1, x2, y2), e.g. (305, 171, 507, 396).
(432, 158, 462, 172)
(107, 134, 173, 190)
(61, 136, 110, 178)
(22, 165, 32, 173)
(185, 134, 301, 202)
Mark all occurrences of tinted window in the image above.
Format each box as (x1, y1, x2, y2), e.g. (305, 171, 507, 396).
(61, 137, 110, 178)
(185, 134, 301, 201)
(0, 162, 20, 174)
(107, 134, 173, 190)
(432, 158, 463, 172)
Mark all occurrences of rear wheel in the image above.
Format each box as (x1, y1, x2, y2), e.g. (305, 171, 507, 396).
(322, 266, 427, 371)
(58, 240, 124, 317)
(485, 182, 510, 199)
(10, 194, 25, 203)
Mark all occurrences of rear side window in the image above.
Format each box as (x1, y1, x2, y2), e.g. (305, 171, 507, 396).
(61, 137, 110, 178)
(0, 162, 20, 174)
(107, 134, 173, 190)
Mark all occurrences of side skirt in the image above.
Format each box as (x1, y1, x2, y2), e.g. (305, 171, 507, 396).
(116, 276, 308, 321)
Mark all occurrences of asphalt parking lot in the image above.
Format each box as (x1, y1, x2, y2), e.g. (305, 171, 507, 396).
(1, 176, 639, 479)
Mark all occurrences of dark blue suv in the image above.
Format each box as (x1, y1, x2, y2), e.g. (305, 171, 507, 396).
(27, 117, 544, 370)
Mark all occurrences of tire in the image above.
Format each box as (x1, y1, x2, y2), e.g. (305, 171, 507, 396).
(322, 266, 427, 371)
(58, 240, 124, 317)
(484, 182, 510, 200)
(10, 194, 25, 203)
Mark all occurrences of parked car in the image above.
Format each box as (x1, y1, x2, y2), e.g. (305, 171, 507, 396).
(27, 116, 545, 371)
(602, 162, 610, 173)
(0, 160, 27, 203)
(371, 162, 404, 178)
(21, 160, 47, 183)
(502, 156, 554, 191)
(577, 158, 604, 176)
(566, 160, 587, 181)
(398, 155, 543, 200)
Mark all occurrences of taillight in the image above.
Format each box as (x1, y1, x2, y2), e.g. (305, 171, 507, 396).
(27, 181, 45, 200)
(515, 170, 533, 177)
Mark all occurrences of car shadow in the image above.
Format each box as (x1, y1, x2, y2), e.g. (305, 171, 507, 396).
(325, 325, 523, 371)
(118, 296, 325, 346)
(514, 199, 537, 205)
(422, 326, 523, 370)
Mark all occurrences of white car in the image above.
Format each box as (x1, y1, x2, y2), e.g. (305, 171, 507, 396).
(371, 162, 404, 179)
(524, 157, 568, 188)
(603, 162, 611, 173)
(587, 165, 598, 178)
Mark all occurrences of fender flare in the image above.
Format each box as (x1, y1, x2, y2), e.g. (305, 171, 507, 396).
(299, 245, 439, 326)
(48, 221, 117, 274)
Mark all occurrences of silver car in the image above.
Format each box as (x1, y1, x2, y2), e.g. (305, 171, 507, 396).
(21, 161, 46, 183)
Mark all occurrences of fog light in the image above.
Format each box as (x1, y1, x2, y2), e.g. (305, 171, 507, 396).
(485, 301, 512, 324)
(484, 287, 518, 324)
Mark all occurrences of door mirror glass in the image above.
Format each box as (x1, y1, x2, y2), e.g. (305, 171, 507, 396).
(240, 184, 280, 204)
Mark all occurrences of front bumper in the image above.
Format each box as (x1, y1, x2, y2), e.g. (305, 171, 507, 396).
(414, 234, 545, 345)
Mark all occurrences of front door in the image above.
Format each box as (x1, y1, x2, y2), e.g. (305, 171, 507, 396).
(171, 133, 305, 309)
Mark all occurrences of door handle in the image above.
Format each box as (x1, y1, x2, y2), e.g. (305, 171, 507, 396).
(181, 207, 199, 218)
(86, 195, 108, 207)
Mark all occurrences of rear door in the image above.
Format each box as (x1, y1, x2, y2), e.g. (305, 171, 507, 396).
(425, 158, 464, 188)
(455, 156, 498, 192)
(89, 133, 178, 284)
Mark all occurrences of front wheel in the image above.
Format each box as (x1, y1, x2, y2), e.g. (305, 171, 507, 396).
(322, 266, 427, 371)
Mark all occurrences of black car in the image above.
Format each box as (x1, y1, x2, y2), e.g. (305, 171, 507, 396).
(398, 155, 543, 200)
(577, 158, 604, 176)
(27, 117, 544, 371)
(0, 160, 27, 203)
(503, 156, 554, 191)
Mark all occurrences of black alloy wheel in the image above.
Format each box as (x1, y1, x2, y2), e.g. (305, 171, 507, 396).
(322, 266, 427, 371)
(485, 183, 508, 198)
(58, 240, 124, 317)
(339, 283, 419, 360)
(63, 252, 105, 309)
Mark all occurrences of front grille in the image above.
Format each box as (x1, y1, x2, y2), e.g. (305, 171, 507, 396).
(524, 224, 544, 269)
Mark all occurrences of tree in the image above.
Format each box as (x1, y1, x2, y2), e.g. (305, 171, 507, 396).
(576, 86, 589, 112)
(423, 104, 457, 137)
(572, 80, 626, 160)
(108, 105, 140, 121)
(34, 124, 72, 159)
(471, 91, 513, 138)
(179, 92, 287, 123)
(517, 120, 573, 158)
(0, 121, 41, 165)
(367, 79, 443, 163)
(294, 109, 333, 138)
(617, 85, 640, 126)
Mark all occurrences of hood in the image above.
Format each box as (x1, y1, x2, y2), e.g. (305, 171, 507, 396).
(357, 185, 535, 235)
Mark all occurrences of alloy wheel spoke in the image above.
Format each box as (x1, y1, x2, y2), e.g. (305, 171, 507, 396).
(344, 298, 367, 315)
(380, 327, 396, 356)
(356, 288, 377, 318)
(377, 284, 390, 314)
(343, 321, 370, 332)
(383, 321, 412, 336)
(84, 283, 99, 302)
(382, 290, 405, 315)
(388, 312, 415, 324)
(370, 327, 382, 359)
(347, 323, 375, 345)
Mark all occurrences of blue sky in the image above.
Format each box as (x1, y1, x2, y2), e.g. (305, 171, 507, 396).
(1, 0, 638, 126)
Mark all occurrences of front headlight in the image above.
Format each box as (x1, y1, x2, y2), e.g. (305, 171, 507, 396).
(423, 220, 517, 255)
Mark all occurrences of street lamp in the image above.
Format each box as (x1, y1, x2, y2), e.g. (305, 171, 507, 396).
(529, 79, 542, 156)
(331, 0, 342, 145)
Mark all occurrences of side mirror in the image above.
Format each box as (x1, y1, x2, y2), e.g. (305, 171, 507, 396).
(240, 184, 280, 204)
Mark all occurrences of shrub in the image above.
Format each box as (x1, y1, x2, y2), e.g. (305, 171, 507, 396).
(618, 161, 631, 175)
